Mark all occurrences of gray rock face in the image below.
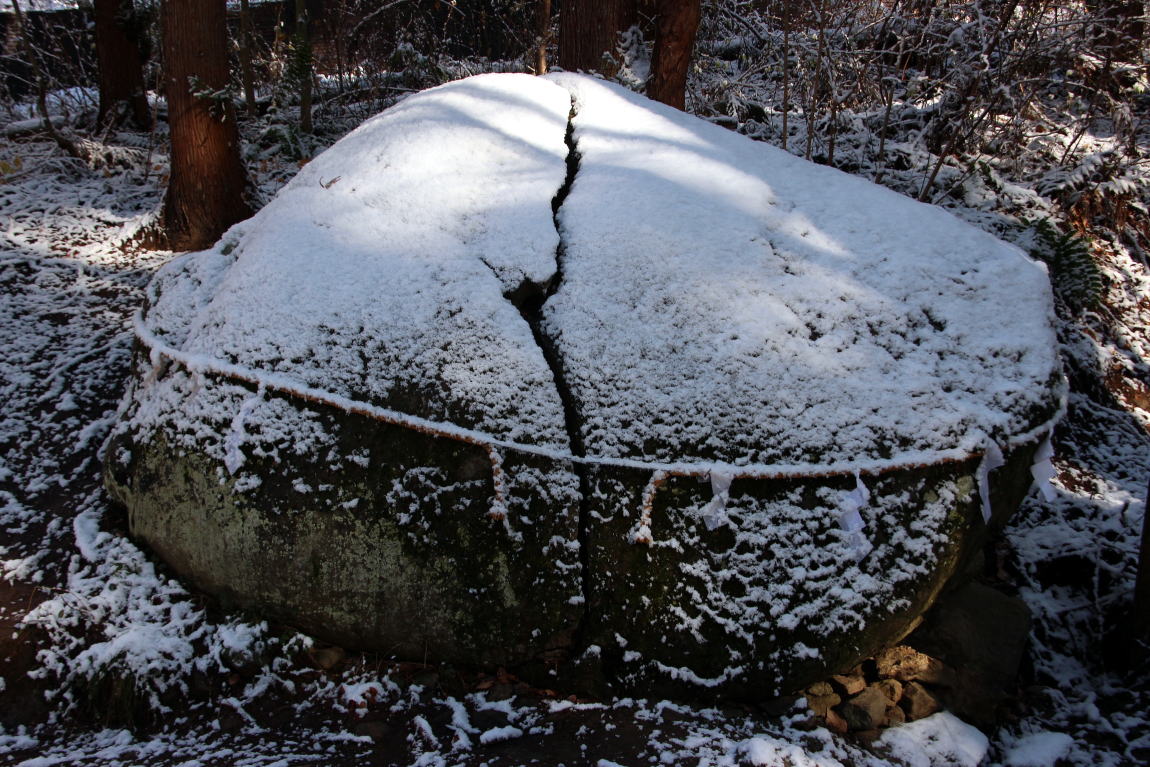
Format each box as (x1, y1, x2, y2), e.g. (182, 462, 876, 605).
(105, 73, 1063, 699)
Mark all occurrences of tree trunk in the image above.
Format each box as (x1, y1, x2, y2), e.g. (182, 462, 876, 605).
(294, 0, 312, 133)
(534, 0, 552, 75)
(95, 0, 151, 129)
(557, 0, 637, 76)
(238, 0, 258, 115)
(646, 0, 700, 109)
(160, 0, 253, 252)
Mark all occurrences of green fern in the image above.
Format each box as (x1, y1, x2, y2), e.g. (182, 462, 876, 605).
(1026, 218, 1105, 314)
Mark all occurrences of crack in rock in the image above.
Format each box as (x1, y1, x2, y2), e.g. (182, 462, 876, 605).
(495, 96, 594, 656)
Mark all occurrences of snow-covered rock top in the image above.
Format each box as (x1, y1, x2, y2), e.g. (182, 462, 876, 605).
(140, 72, 1060, 470)
(546, 74, 1060, 465)
(148, 74, 573, 450)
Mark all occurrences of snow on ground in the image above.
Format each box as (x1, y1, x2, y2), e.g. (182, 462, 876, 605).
(0, 72, 1147, 765)
(0, 139, 163, 587)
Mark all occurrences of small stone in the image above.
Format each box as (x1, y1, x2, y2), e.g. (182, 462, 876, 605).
(487, 682, 515, 701)
(832, 673, 866, 695)
(901, 681, 942, 721)
(806, 681, 834, 697)
(876, 678, 903, 703)
(885, 704, 906, 727)
(410, 669, 440, 688)
(352, 720, 394, 741)
(758, 695, 799, 717)
(823, 708, 849, 734)
(221, 644, 263, 675)
(805, 692, 841, 717)
(840, 686, 890, 730)
(837, 703, 873, 731)
(874, 645, 954, 686)
(309, 645, 346, 671)
(471, 709, 512, 732)
(217, 709, 245, 733)
(188, 670, 213, 696)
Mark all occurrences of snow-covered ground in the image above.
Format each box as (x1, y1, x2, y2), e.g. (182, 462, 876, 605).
(1, 69, 1148, 766)
(0, 1, 75, 11)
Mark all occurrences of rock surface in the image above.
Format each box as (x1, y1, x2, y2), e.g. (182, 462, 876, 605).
(105, 73, 1062, 698)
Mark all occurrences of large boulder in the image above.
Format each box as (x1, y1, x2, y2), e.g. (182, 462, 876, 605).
(105, 73, 1063, 698)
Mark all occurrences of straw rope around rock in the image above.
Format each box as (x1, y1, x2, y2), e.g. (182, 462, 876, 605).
(134, 311, 1067, 543)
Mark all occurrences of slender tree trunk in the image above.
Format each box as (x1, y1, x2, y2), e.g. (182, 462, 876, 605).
(781, 21, 790, 151)
(534, 0, 552, 75)
(294, 0, 312, 133)
(557, 0, 637, 76)
(238, 0, 258, 115)
(646, 0, 700, 109)
(95, 0, 151, 129)
(160, 0, 253, 251)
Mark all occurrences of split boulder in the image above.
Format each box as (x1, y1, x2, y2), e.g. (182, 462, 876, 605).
(105, 73, 1063, 698)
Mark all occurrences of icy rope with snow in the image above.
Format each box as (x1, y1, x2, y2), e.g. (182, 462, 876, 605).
(134, 311, 1066, 544)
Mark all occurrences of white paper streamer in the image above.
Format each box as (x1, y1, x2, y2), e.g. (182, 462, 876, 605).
(837, 472, 873, 561)
(702, 470, 734, 530)
(631, 470, 668, 544)
(976, 441, 1006, 523)
(222, 383, 266, 475)
(1029, 436, 1057, 501)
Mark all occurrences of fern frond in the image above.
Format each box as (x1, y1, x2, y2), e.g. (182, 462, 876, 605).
(1026, 218, 1105, 314)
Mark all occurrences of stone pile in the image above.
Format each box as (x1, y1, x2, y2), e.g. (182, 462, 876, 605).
(803, 580, 1033, 737)
(804, 646, 950, 737)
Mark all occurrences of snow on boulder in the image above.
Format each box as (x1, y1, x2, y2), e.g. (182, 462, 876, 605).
(105, 73, 1063, 698)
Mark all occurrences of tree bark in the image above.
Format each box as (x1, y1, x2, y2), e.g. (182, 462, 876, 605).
(557, 0, 637, 76)
(238, 0, 258, 115)
(95, 0, 151, 129)
(160, 0, 253, 252)
(646, 0, 700, 109)
(294, 0, 313, 133)
(534, 0, 552, 74)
